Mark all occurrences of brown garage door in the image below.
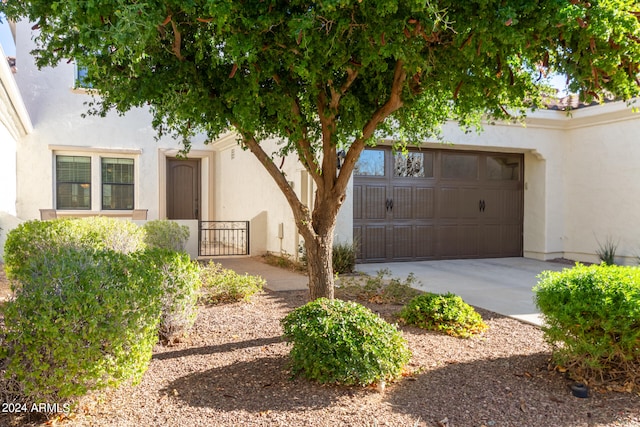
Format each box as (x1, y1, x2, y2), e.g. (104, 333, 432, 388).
(353, 147, 523, 262)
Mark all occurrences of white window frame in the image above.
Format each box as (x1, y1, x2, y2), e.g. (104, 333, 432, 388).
(51, 146, 141, 214)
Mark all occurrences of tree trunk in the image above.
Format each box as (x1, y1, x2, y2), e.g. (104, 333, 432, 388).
(304, 231, 335, 301)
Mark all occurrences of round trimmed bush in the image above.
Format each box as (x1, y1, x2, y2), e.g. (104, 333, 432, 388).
(534, 264, 640, 390)
(399, 292, 488, 338)
(281, 298, 411, 386)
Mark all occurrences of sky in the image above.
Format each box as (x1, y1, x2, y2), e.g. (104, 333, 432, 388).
(0, 17, 15, 56)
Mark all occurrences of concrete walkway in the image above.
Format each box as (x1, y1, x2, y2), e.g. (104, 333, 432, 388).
(214, 257, 309, 291)
(213, 256, 571, 326)
(356, 258, 569, 325)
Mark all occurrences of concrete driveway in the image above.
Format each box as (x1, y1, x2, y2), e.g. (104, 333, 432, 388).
(356, 258, 570, 325)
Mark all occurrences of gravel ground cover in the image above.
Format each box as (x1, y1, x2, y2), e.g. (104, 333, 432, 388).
(0, 264, 639, 427)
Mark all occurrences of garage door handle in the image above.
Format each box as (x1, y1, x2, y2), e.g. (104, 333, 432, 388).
(385, 199, 394, 212)
(479, 199, 486, 212)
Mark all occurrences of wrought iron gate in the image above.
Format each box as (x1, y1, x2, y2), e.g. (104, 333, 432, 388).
(199, 221, 249, 256)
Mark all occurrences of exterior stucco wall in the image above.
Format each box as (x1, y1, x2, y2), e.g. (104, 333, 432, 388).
(562, 103, 640, 264)
(212, 136, 309, 258)
(0, 127, 17, 216)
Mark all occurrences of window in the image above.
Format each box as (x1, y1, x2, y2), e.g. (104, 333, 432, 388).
(441, 154, 479, 180)
(102, 158, 134, 210)
(394, 151, 434, 178)
(54, 153, 136, 211)
(487, 156, 521, 180)
(75, 65, 92, 89)
(354, 150, 385, 176)
(56, 156, 91, 209)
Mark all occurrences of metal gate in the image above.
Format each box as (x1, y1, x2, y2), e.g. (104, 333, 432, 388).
(199, 221, 249, 256)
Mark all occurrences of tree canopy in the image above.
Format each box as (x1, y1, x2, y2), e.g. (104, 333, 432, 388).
(3, 0, 639, 298)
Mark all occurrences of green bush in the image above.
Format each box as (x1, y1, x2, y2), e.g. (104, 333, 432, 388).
(332, 242, 357, 274)
(534, 264, 640, 390)
(199, 261, 264, 304)
(0, 247, 163, 403)
(143, 220, 190, 252)
(4, 217, 145, 281)
(141, 249, 201, 344)
(399, 292, 488, 338)
(281, 298, 411, 386)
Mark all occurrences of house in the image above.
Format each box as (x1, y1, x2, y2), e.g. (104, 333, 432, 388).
(1, 20, 639, 266)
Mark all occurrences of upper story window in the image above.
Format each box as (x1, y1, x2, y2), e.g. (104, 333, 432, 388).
(75, 65, 92, 89)
(56, 155, 91, 210)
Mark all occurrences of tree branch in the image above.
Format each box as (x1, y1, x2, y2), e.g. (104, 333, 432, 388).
(290, 97, 322, 186)
(235, 126, 314, 236)
(336, 59, 407, 191)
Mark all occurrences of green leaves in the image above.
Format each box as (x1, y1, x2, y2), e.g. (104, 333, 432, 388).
(4, 0, 638, 155)
(399, 292, 488, 338)
(534, 263, 640, 390)
(199, 261, 264, 304)
(1, 248, 163, 403)
(281, 298, 411, 386)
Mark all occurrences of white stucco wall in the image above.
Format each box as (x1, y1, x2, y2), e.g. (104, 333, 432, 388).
(211, 136, 309, 258)
(562, 102, 640, 264)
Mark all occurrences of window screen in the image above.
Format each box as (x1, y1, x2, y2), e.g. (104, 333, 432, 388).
(56, 155, 91, 209)
(102, 158, 134, 210)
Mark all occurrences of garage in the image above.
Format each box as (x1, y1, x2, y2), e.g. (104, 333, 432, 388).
(353, 147, 523, 262)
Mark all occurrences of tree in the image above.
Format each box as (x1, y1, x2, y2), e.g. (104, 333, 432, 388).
(3, 0, 639, 300)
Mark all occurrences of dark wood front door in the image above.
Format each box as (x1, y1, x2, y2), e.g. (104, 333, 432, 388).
(167, 158, 200, 220)
(353, 148, 523, 262)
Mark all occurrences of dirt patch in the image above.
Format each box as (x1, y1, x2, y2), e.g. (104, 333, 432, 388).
(0, 284, 638, 427)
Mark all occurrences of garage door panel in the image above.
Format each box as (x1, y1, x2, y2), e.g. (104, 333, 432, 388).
(391, 225, 413, 259)
(482, 224, 502, 255)
(353, 185, 362, 220)
(365, 186, 387, 219)
(501, 224, 523, 256)
(362, 226, 387, 260)
(415, 187, 435, 219)
(392, 186, 412, 219)
(437, 225, 458, 257)
(459, 225, 479, 257)
(502, 189, 523, 221)
(415, 225, 435, 258)
(438, 188, 459, 219)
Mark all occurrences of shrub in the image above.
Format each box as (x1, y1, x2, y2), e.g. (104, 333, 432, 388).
(0, 247, 163, 403)
(281, 298, 411, 386)
(199, 261, 264, 304)
(399, 292, 488, 338)
(4, 217, 145, 281)
(534, 264, 640, 390)
(332, 242, 357, 274)
(595, 236, 618, 265)
(143, 220, 190, 252)
(141, 249, 201, 344)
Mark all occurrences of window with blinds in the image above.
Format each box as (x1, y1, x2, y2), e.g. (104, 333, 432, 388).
(56, 155, 91, 209)
(102, 158, 134, 210)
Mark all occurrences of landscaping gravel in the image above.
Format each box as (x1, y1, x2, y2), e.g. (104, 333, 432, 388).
(1, 268, 639, 427)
